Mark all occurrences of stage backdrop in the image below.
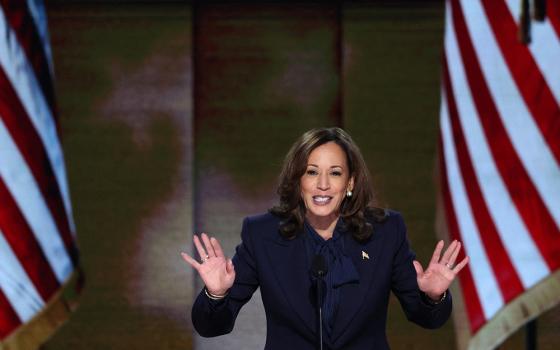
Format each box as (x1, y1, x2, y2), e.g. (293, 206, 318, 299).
(193, 3, 341, 349)
(11, 1, 558, 349)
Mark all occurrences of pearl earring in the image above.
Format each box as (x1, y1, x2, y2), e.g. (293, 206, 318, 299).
(346, 190, 352, 197)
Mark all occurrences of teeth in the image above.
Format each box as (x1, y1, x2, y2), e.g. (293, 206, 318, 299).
(313, 196, 331, 203)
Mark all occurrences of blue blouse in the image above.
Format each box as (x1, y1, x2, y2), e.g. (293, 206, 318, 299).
(304, 218, 360, 339)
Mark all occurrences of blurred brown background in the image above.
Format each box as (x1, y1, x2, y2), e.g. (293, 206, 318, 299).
(44, 1, 559, 349)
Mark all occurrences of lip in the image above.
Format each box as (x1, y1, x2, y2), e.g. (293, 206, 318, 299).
(312, 195, 333, 206)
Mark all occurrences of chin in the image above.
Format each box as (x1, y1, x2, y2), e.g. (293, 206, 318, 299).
(306, 207, 339, 220)
(303, 196, 343, 222)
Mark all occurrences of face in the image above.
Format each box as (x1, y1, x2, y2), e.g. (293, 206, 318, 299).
(300, 141, 354, 225)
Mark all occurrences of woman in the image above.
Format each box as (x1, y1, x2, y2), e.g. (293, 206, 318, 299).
(181, 127, 468, 349)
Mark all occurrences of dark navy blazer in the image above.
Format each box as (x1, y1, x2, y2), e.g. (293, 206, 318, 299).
(192, 211, 452, 349)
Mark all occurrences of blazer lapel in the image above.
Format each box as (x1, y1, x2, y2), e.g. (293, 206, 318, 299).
(263, 234, 316, 336)
(331, 230, 384, 341)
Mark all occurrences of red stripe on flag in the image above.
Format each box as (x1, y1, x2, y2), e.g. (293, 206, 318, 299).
(442, 57, 525, 302)
(482, 0, 560, 165)
(0, 289, 20, 339)
(0, 67, 78, 265)
(0, 180, 60, 302)
(0, 0, 58, 125)
(438, 134, 485, 332)
(548, 0, 560, 39)
(451, 0, 560, 271)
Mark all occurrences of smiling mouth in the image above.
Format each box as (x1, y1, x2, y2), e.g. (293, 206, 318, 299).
(312, 195, 333, 205)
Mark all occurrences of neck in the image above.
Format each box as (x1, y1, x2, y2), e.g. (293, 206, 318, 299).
(306, 214, 339, 240)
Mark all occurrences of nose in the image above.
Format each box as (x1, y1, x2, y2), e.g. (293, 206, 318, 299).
(317, 172, 330, 191)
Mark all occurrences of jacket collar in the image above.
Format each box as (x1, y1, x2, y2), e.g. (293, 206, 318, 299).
(263, 232, 316, 337)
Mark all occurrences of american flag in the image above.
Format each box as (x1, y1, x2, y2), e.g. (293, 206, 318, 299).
(0, 0, 80, 347)
(438, 0, 560, 348)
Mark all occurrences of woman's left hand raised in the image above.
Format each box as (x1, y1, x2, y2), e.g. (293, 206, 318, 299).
(413, 240, 469, 301)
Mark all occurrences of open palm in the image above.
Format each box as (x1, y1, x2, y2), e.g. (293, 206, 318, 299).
(181, 233, 235, 296)
(413, 240, 469, 301)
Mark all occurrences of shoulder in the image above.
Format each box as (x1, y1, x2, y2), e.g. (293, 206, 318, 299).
(384, 209, 405, 226)
(368, 209, 407, 240)
(243, 211, 282, 227)
(241, 212, 282, 240)
(367, 208, 404, 227)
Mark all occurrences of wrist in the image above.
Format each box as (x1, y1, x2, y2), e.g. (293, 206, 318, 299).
(425, 291, 447, 305)
(204, 287, 228, 300)
(427, 292, 442, 301)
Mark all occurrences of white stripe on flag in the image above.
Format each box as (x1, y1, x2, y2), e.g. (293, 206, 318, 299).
(0, 118, 72, 283)
(505, 0, 560, 105)
(440, 86, 503, 320)
(0, 229, 44, 322)
(0, 6, 75, 234)
(26, 0, 54, 75)
(445, 3, 550, 288)
(460, 0, 560, 229)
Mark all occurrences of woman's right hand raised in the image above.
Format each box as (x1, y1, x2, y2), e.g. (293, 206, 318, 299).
(181, 233, 235, 296)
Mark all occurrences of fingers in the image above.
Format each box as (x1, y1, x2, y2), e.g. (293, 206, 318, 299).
(200, 233, 217, 258)
(430, 240, 444, 265)
(447, 241, 461, 266)
(211, 237, 226, 258)
(452, 256, 469, 274)
(194, 233, 220, 260)
(440, 240, 459, 265)
(192, 233, 228, 263)
(193, 235, 208, 261)
(180, 252, 200, 270)
(413, 260, 424, 276)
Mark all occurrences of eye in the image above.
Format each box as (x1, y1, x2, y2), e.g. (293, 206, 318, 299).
(306, 169, 318, 176)
(331, 170, 342, 177)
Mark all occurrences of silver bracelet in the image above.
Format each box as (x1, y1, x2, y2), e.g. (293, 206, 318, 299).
(427, 291, 447, 305)
(204, 288, 228, 300)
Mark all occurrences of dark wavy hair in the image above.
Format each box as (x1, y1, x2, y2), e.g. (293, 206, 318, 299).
(269, 127, 386, 242)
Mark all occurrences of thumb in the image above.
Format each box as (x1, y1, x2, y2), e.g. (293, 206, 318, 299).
(226, 259, 235, 274)
(413, 260, 424, 277)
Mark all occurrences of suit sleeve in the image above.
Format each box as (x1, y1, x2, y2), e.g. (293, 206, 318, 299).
(390, 213, 452, 329)
(191, 217, 260, 337)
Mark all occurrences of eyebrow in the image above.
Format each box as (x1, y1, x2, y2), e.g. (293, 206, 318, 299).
(306, 164, 344, 169)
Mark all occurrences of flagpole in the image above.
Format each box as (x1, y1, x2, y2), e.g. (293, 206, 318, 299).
(526, 319, 537, 350)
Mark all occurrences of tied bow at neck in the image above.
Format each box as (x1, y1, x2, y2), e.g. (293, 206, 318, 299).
(304, 219, 360, 337)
